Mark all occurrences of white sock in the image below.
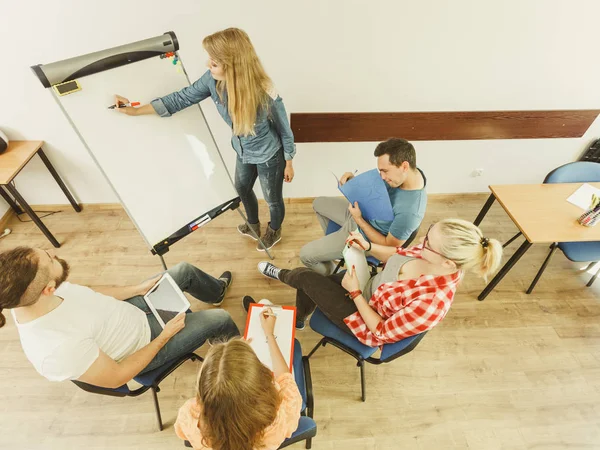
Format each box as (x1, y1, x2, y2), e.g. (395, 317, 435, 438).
(258, 299, 274, 306)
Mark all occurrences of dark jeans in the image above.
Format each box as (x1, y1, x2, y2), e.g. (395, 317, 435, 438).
(126, 262, 240, 374)
(234, 149, 286, 230)
(279, 268, 358, 335)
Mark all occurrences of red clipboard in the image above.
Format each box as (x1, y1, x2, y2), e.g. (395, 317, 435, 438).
(243, 303, 297, 372)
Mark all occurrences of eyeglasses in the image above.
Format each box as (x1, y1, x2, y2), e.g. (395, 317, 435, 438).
(422, 224, 447, 258)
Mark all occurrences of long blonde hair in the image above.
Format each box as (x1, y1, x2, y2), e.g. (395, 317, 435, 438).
(203, 28, 272, 136)
(436, 219, 503, 281)
(197, 339, 281, 450)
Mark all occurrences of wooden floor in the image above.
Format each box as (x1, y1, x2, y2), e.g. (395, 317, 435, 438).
(1, 195, 600, 450)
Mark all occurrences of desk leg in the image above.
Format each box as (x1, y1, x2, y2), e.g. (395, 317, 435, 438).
(5, 184, 60, 248)
(474, 194, 496, 226)
(478, 240, 532, 301)
(0, 185, 24, 215)
(37, 149, 81, 213)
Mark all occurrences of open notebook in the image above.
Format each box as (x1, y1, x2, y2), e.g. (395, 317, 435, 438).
(244, 303, 296, 372)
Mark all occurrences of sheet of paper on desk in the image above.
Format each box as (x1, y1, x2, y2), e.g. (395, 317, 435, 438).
(342, 245, 370, 291)
(244, 303, 296, 372)
(567, 183, 600, 210)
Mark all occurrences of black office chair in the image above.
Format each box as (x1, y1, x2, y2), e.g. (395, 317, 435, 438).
(72, 353, 202, 431)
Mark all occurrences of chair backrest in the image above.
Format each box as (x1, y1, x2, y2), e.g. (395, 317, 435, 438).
(72, 379, 130, 396)
(380, 331, 427, 362)
(544, 161, 600, 184)
(402, 226, 420, 248)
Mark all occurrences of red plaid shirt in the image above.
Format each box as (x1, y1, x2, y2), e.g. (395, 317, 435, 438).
(343, 244, 463, 347)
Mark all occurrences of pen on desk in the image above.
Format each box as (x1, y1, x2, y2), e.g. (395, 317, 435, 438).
(108, 102, 140, 109)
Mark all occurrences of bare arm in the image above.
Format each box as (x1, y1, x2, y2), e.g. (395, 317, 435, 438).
(260, 308, 289, 378)
(346, 231, 400, 264)
(113, 95, 157, 116)
(77, 313, 185, 388)
(353, 214, 404, 247)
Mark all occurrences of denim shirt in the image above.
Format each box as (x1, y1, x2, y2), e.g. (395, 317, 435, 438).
(151, 70, 296, 164)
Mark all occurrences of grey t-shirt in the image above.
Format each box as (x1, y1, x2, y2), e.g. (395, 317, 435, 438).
(364, 254, 416, 299)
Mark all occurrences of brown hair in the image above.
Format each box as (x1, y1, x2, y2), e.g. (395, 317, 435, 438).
(203, 28, 273, 137)
(0, 247, 40, 327)
(374, 138, 417, 169)
(197, 339, 281, 450)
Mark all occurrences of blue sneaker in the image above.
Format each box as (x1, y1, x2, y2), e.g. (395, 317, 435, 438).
(296, 320, 306, 330)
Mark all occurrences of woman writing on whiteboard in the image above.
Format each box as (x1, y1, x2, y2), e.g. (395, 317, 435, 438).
(114, 28, 295, 251)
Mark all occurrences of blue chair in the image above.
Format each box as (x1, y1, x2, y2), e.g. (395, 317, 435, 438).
(280, 339, 317, 448)
(183, 339, 316, 449)
(307, 308, 426, 402)
(526, 161, 600, 293)
(72, 352, 202, 431)
(325, 221, 420, 276)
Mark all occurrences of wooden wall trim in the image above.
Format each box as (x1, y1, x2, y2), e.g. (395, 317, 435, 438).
(290, 110, 600, 143)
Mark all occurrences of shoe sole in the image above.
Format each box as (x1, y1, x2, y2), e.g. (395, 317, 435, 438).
(257, 236, 282, 252)
(237, 226, 260, 242)
(296, 324, 306, 330)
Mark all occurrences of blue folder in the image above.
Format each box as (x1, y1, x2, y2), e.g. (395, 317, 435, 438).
(337, 169, 394, 221)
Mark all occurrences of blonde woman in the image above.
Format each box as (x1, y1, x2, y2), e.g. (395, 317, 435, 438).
(174, 309, 302, 450)
(114, 28, 295, 251)
(250, 219, 502, 345)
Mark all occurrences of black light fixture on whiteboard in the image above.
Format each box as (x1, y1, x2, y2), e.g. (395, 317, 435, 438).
(0, 129, 8, 154)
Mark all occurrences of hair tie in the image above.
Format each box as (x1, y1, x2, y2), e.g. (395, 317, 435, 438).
(480, 237, 489, 248)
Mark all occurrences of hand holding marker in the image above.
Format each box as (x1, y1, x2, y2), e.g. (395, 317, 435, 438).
(108, 101, 140, 109)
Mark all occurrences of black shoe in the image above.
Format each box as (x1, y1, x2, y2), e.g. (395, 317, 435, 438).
(242, 295, 255, 313)
(213, 271, 232, 307)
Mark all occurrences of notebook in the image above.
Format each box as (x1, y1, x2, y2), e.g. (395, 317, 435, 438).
(342, 244, 371, 291)
(244, 303, 296, 372)
(335, 169, 395, 221)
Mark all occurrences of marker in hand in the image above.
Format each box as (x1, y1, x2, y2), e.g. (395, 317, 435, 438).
(108, 102, 140, 109)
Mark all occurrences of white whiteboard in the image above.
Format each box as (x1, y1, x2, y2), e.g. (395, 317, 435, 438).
(56, 56, 238, 248)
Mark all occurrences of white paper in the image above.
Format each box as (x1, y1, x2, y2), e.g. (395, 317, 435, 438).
(567, 183, 600, 210)
(342, 245, 370, 291)
(244, 303, 296, 371)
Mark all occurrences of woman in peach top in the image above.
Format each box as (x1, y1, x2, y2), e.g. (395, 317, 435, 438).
(175, 306, 302, 450)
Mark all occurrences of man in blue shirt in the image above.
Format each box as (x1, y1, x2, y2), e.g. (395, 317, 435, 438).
(300, 138, 427, 275)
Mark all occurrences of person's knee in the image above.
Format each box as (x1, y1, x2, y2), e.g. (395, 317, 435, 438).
(312, 196, 328, 214)
(213, 310, 240, 336)
(300, 243, 317, 265)
(172, 261, 194, 274)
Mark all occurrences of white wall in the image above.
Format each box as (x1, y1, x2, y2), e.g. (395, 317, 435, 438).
(1, 0, 599, 214)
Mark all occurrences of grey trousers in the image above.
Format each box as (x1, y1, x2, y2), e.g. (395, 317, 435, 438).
(300, 197, 361, 276)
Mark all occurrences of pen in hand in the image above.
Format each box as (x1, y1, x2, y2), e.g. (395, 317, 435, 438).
(108, 102, 140, 109)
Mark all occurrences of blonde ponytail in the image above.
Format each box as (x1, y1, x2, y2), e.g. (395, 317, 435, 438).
(437, 219, 503, 281)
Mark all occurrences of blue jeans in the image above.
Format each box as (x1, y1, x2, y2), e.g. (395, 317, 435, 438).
(234, 148, 286, 230)
(125, 262, 240, 374)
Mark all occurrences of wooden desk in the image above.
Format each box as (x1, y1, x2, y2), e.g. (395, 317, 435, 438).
(0, 140, 80, 247)
(474, 183, 600, 300)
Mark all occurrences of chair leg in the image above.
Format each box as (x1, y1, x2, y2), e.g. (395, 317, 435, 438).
(307, 338, 326, 359)
(358, 360, 366, 402)
(503, 231, 522, 248)
(587, 263, 600, 287)
(151, 387, 163, 431)
(526, 243, 558, 294)
(306, 437, 312, 449)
